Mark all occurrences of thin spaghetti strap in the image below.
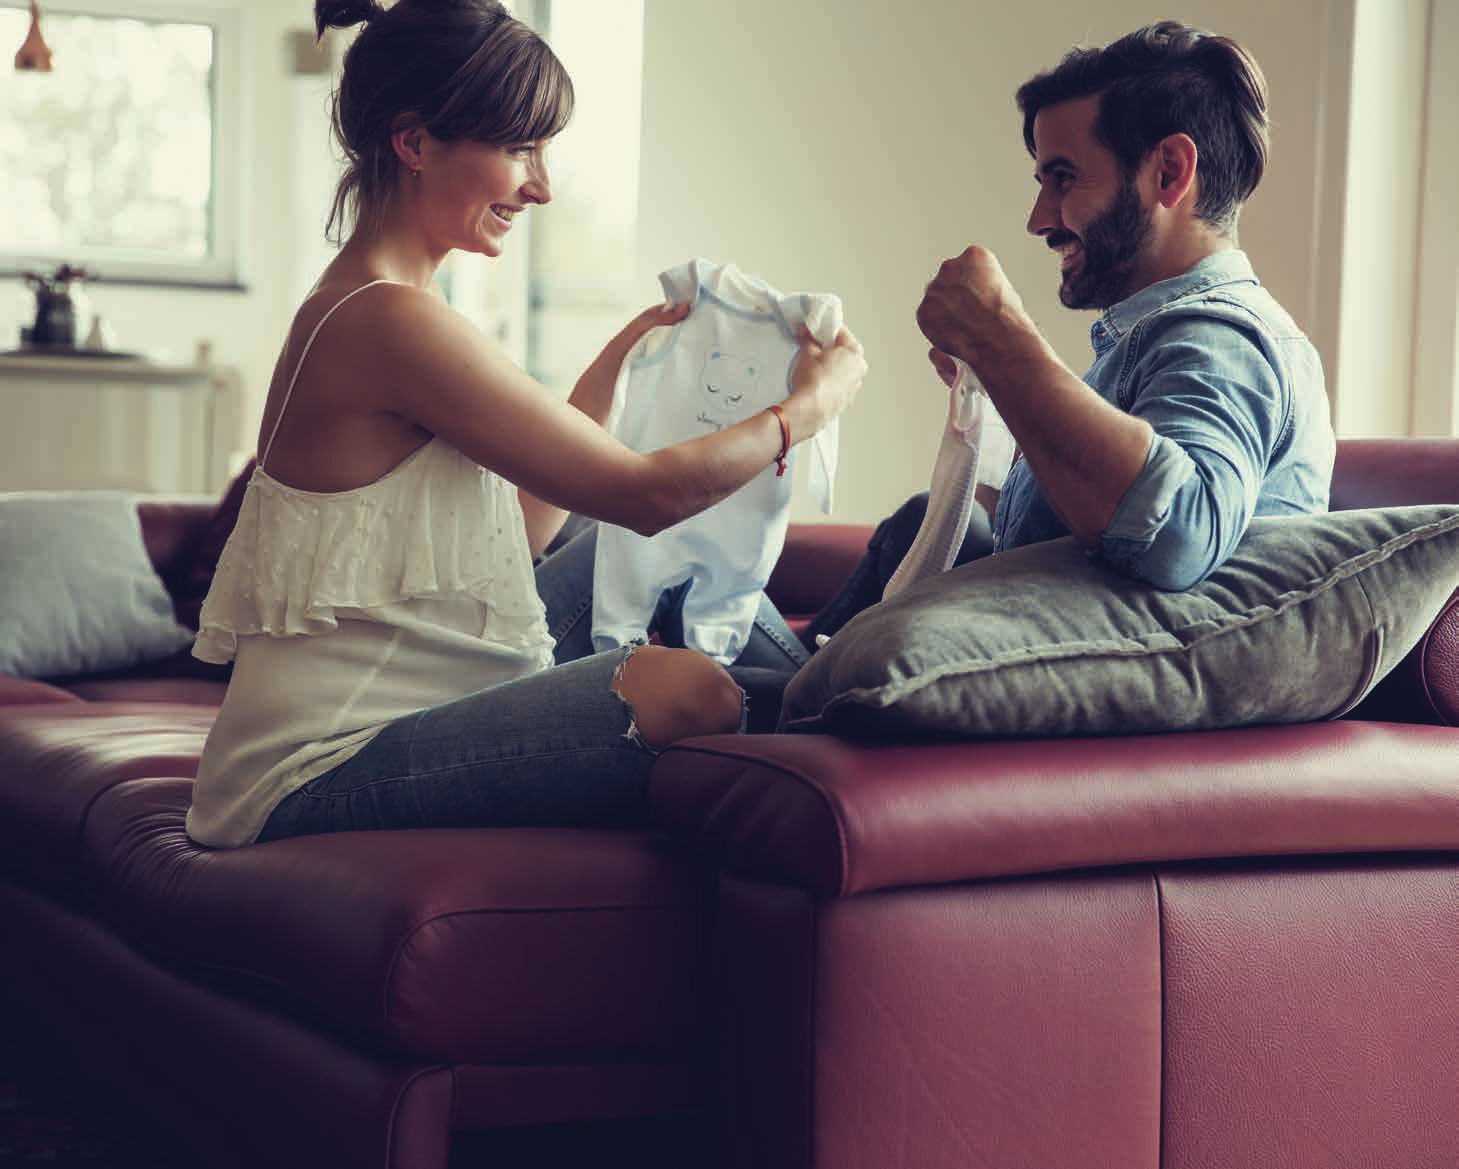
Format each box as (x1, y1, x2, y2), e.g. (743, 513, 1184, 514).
(260, 279, 394, 468)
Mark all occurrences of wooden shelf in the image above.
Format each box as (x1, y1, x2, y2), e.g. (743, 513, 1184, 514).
(0, 353, 212, 386)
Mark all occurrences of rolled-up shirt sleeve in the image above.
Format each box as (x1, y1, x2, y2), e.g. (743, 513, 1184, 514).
(1095, 309, 1289, 590)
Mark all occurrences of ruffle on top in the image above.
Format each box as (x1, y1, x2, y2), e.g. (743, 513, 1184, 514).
(195, 439, 552, 664)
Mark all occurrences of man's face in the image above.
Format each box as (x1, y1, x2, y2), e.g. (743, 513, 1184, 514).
(1026, 95, 1154, 310)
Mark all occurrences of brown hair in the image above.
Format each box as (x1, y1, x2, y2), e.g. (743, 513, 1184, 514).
(314, 0, 574, 241)
(1015, 21, 1269, 235)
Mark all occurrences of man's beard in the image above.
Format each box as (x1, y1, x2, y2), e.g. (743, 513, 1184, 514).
(1055, 180, 1154, 310)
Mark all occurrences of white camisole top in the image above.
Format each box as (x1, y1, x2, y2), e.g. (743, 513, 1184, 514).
(186, 281, 555, 848)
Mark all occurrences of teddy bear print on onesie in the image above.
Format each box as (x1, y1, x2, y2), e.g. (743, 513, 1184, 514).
(592, 258, 843, 663)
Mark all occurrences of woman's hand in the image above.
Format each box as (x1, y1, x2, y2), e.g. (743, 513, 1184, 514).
(570, 301, 691, 424)
(783, 326, 867, 442)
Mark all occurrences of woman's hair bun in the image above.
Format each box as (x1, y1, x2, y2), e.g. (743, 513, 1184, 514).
(315, 0, 385, 40)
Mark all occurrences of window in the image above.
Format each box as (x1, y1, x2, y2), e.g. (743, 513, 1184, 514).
(522, 0, 645, 389)
(0, 0, 243, 288)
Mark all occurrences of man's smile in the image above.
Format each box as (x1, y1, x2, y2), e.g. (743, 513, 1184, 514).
(1046, 232, 1082, 274)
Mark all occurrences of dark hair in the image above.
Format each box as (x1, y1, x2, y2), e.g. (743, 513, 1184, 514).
(1015, 21, 1268, 234)
(314, 0, 574, 241)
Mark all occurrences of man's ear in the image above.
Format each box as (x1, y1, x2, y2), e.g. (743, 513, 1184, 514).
(390, 113, 429, 174)
(1154, 132, 1199, 209)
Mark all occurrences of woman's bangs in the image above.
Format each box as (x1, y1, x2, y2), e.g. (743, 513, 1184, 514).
(465, 35, 574, 145)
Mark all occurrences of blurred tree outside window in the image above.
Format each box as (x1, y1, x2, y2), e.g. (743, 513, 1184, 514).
(0, 2, 241, 287)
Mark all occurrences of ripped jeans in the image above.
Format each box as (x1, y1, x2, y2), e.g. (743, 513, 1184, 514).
(257, 523, 796, 839)
(256, 647, 679, 837)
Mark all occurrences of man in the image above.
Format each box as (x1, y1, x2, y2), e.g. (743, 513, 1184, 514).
(803, 20, 1335, 646)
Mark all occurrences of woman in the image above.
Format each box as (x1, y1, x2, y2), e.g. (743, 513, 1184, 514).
(185, 0, 864, 848)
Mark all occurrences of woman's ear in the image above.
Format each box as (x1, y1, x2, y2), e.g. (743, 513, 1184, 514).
(1154, 132, 1199, 209)
(390, 113, 429, 175)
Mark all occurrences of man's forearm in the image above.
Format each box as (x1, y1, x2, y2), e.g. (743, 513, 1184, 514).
(967, 323, 1153, 547)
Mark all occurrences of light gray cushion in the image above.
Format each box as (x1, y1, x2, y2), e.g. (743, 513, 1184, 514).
(0, 492, 194, 678)
(781, 506, 1459, 738)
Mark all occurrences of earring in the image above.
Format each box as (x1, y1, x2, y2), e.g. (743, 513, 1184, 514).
(411, 168, 421, 178)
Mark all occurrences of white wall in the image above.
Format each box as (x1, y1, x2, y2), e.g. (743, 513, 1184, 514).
(637, 0, 1423, 523)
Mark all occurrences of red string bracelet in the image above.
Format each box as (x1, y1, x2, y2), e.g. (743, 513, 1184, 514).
(767, 404, 791, 477)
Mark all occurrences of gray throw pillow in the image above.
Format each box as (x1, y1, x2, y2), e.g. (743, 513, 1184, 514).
(781, 506, 1459, 738)
(0, 493, 194, 679)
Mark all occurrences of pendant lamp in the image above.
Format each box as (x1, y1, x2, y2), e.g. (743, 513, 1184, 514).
(15, 1, 54, 72)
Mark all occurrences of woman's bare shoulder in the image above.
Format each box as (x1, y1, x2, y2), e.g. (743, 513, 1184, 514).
(293, 277, 437, 337)
(281, 280, 466, 389)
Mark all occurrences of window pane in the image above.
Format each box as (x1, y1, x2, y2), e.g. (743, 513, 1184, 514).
(525, 0, 644, 388)
(0, 11, 215, 263)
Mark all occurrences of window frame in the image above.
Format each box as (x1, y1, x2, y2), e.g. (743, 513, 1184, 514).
(0, 0, 246, 290)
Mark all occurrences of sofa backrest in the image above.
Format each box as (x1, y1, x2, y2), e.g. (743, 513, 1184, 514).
(1330, 438, 1459, 511)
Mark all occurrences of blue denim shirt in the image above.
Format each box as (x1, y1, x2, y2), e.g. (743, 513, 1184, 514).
(992, 250, 1335, 589)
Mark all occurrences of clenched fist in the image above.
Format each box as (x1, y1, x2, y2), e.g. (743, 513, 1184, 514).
(915, 246, 1032, 369)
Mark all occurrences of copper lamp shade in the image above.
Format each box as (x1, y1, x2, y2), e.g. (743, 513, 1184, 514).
(15, 1, 54, 72)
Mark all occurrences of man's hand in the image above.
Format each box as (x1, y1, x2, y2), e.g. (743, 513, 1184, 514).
(915, 246, 1034, 370)
(913, 246, 1153, 550)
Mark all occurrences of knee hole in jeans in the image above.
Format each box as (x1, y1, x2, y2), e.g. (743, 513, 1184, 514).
(611, 645, 745, 747)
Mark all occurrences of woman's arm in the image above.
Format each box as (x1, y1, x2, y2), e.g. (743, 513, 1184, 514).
(348, 286, 864, 536)
(517, 302, 690, 557)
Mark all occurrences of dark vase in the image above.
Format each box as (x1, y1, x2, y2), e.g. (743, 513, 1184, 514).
(32, 290, 77, 348)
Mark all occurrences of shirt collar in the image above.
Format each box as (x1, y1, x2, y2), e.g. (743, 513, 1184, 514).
(1089, 249, 1258, 356)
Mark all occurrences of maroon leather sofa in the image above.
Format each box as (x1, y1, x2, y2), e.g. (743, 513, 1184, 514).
(2, 438, 1458, 1169)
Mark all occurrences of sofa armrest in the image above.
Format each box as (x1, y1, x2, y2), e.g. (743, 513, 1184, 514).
(0, 674, 85, 706)
(1331, 437, 1459, 511)
(137, 497, 218, 581)
(650, 722, 1459, 898)
(1346, 589, 1459, 726)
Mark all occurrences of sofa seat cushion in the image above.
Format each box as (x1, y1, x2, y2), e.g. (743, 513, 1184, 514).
(0, 704, 212, 892)
(81, 778, 713, 1066)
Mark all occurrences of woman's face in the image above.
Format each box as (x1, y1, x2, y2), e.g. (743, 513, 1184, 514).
(420, 137, 552, 259)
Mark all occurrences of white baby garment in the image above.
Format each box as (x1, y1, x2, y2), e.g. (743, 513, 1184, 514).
(883, 356, 1014, 601)
(592, 258, 844, 663)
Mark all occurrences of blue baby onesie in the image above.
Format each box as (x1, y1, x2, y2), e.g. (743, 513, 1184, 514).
(592, 258, 843, 663)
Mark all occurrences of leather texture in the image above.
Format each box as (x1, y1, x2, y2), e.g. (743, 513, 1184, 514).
(0, 878, 457, 1169)
(80, 777, 714, 1064)
(0, 674, 83, 705)
(1159, 858, 1459, 1169)
(809, 875, 1160, 1169)
(1330, 438, 1459, 510)
(763, 522, 875, 620)
(652, 721, 1459, 897)
(0, 703, 211, 890)
(1421, 591, 1459, 722)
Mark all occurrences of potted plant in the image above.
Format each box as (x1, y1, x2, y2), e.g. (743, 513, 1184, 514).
(21, 264, 92, 349)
